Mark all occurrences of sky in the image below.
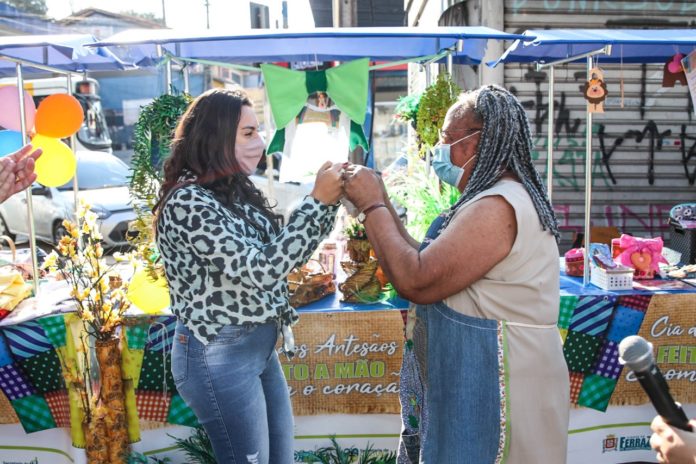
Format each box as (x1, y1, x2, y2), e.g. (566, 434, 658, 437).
(44, 0, 315, 32)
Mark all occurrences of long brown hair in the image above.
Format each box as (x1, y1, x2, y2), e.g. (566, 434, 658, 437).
(153, 88, 278, 238)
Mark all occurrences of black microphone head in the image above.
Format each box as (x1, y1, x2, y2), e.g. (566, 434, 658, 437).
(618, 335, 655, 373)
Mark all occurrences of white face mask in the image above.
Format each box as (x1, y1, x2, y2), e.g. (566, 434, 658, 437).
(235, 135, 265, 175)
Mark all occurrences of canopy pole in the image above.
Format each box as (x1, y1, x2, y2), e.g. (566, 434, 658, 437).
(262, 97, 275, 205)
(535, 45, 611, 70)
(424, 64, 432, 175)
(66, 73, 80, 236)
(16, 63, 39, 295)
(583, 56, 593, 286)
(156, 45, 172, 95)
(546, 65, 554, 200)
(183, 65, 190, 94)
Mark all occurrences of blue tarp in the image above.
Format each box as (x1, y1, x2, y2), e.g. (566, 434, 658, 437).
(0, 34, 132, 76)
(490, 29, 696, 66)
(92, 26, 530, 66)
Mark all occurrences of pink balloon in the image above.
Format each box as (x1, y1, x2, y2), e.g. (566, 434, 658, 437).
(0, 85, 36, 132)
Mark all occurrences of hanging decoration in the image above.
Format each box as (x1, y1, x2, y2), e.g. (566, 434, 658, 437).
(415, 73, 461, 154)
(127, 268, 171, 314)
(0, 130, 23, 157)
(261, 58, 370, 156)
(0, 85, 35, 132)
(584, 67, 608, 113)
(662, 53, 687, 87)
(30, 135, 77, 187)
(128, 92, 191, 287)
(34, 94, 84, 138)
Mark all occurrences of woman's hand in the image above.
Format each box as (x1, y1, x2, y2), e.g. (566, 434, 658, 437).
(0, 144, 43, 204)
(650, 415, 696, 463)
(310, 161, 344, 205)
(343, 165, 383, 212)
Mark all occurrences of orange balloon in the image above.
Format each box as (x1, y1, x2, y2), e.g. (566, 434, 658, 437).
(35, 94, 84, 138)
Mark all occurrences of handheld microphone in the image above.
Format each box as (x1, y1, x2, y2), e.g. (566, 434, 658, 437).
(618, 335, 692, 432)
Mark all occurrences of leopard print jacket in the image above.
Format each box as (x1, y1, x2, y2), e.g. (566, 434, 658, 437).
(156, 184, 338, 344)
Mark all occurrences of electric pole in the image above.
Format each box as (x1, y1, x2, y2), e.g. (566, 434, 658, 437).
(161, 0, 167, 26)
(204, 0, 210, 29)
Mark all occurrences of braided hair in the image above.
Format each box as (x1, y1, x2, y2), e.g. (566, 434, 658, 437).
(442, 85, 560, 241)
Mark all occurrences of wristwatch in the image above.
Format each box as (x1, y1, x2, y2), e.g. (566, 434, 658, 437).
(357, 203, 387, 223)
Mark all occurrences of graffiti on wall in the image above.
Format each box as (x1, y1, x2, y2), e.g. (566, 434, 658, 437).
(510, 0, 696, 15)
(554, 203, 673, 237)
(513, 67, 696, 188)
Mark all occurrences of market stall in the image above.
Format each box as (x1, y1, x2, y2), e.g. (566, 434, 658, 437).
(491, 29, 696, 463)
(3, 26, 694, 464)
(490, 28, 696, 284)
(0, 27, 529, 463)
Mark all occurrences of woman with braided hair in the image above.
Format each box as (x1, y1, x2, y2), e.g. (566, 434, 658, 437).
(344, 85, 569, 463)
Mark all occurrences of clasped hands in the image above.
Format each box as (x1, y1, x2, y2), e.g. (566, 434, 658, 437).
(0, 144, 43, 204)
(310, 161, 387, 214)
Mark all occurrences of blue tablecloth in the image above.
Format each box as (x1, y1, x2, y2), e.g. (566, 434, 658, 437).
(560, 272, 696, 297)
(297, 291, 409, 312)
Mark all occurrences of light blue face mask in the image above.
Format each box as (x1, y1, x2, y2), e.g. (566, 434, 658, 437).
(431, 130, 480, 187)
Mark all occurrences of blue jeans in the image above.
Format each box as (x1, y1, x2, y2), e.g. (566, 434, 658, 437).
(172, 321, 294, 464)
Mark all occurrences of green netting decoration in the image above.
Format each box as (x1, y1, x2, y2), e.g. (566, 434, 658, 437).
(415, 73, 461, 155)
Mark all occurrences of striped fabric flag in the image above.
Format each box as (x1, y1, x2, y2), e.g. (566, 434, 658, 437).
(0, 334, 13, 367)
(558, 296, 578, 330)
(569, 296, 617, 337)
(3, 321, 54, 359)
(146, 317, 176, 353)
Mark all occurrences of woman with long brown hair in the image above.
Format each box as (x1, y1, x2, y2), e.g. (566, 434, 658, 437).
(154, 88, 342, 463)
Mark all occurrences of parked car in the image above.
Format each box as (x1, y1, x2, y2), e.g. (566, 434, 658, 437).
(0, 151, 136, 248)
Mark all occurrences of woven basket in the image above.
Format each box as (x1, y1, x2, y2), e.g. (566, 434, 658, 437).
(0, 235, 16, 264)
(0, 235, 42, 281)
(288, 260, 335, 308)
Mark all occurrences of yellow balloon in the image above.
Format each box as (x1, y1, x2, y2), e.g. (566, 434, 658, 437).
(127, 269, 170, 314)
(30, 134, 77, 187)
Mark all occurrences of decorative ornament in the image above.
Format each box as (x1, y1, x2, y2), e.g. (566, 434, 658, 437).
(0, 85, 35, 132)
(261, 58, 370, 154)
(30, 134, 77, 187)
(415, 73, 461, 155)
(126, 268, 170, 314)
(34, 94, 84, 138)
(584, 67, 608, 113)
(662, 53, 687, 87)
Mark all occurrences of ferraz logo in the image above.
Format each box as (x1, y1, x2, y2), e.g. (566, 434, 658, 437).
(602, 434, 651, 452)
(602, 434, 618, 453)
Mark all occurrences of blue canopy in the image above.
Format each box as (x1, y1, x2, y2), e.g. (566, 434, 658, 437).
(92, 26, 530, 66)
(0, 34, 133, 76)
(491, 29, 696, 66)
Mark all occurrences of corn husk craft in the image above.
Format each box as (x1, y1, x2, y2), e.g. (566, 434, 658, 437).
(288, 261, 336, 308)
(339, 259, 382, 303)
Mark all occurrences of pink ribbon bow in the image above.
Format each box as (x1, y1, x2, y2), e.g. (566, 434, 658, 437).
(617, 234, 668, 272)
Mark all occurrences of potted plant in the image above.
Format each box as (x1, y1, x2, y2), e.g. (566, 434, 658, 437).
(344, 221, 371, 263)
(43, 201, 132, 463)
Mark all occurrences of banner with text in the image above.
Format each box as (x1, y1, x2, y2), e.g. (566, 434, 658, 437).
(612, 294, 696, 406)
(281, 311, 404, 415)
